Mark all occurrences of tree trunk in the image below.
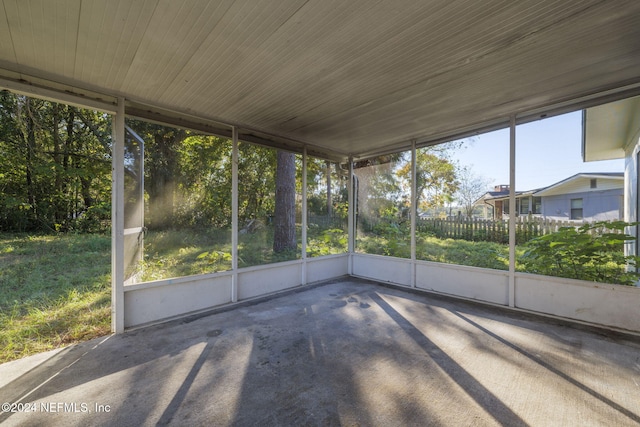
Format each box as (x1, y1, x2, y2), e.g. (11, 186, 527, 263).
(273, 150, 297, 253)
(64, 108, 75, 225)
(24, 99, 36, 218)
(325, 160, 332, 216)
(147, 131, 181, 228)
(52, 104, 64, 223)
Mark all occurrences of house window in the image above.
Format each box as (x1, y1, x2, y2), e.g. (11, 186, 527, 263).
(570, 198, 583, 220)
(590, 178, 597, 189)
(520, 197, 530, 215)
(532, 197, 542, 214)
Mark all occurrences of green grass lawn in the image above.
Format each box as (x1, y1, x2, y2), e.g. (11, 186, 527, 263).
(0, 228, 525, 364)
(139, 226, 348, 281)
(0, 233, 111, 363)
(138, 229, 233, 282)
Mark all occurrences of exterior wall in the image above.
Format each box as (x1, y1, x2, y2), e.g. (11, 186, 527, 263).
(123, 254, 349, 328)
(352, 253, 412, 285)
(124, 274, 233, 328)
(415, 261, 509, 305)
(515, 273, 640, 331)
(351, 253, 640, 333)
(494, 200, 504, 219)
(541, 189, 622, 221)
(124, 249, 640, 333)
(237, 261, 303, 300)
(306, 254, 349, 283)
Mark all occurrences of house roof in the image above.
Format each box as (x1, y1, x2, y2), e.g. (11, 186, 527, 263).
(1, 2, 640, 161)
(474, 190, 509, 206)
(583, 95, 640, 162)
(533, 172, 623, 197)
(475, 189, 540, 205)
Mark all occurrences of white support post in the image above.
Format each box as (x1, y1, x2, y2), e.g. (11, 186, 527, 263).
(508, 115, 516, 307)
(139, 130, 145, 267)
(111, 98, 125, 333)
(231, 127, 239, 302)
(301, 148, 308, 285)
(348, 157, 355, 274)
(410, 141, 417, 288)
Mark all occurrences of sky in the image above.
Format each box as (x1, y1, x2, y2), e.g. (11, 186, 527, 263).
(450, 111, 625, 191)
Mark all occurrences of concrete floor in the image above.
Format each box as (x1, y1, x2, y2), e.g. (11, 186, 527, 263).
(1, 278, 639, 426)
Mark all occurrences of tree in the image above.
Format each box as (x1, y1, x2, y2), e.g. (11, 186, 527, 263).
(0, 92, 111, 232)
(273, 150, 297, 252)
(456, 167, 490, 218)
(397, 147, 459, 213)
(354, 155, 405, 221)
(238, 143, 276, 224)
(127, 121, 187, 229)
(176, 134, 233, 228)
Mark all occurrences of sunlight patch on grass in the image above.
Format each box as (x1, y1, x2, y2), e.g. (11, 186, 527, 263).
(138, 229, 233, 281)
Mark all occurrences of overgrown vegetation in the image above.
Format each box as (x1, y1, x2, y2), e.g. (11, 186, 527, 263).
(0, 92, 112, 233)
(3, 218, 638, 363)
(418, 235, 512, 270)
(138, 225, 348, 281)
(356, 223, 512, 270)
(519, 221, 640, 286)
(0, 233, 111, 363)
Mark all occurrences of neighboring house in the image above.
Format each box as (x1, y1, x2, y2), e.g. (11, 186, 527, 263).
(474, 185, 510, 219)
(475, 173, 624, 221)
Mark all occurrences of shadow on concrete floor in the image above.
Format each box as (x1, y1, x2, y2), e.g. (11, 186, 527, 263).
(1, 278, 639, 426)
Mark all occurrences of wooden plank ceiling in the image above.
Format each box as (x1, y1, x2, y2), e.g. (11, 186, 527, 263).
(1, 0, 640, 159)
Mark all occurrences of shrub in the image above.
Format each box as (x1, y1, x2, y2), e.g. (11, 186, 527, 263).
(307, 228, 347, 257)
(73, 203, 111, 233)
(519, 221, 640, 286)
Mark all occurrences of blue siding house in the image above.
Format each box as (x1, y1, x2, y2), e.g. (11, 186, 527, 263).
(533, 173, 623, 221)
(477, 173, 623, 221)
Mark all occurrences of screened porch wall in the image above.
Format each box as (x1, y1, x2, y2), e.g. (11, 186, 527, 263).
(115, 116, 640, 334)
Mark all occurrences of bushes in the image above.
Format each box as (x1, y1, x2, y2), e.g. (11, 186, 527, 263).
(307, 228, 348, 257)
(416, 235, 510, 270)
(519, 221, 640, 286)
(72, 203, 111, 233)
(359, 219, 640, 285)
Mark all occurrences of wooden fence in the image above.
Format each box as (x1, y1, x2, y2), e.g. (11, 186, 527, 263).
(307, 214, 348, 230)
(310, 214, 613, 244)
(416, 216, 588, 244)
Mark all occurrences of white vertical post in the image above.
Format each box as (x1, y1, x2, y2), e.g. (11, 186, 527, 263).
(111, 98, 125, 333)
(509, 115, 516, 307)
(348, 157, 354, 274)
(301, 147, 308, 285)
(410, 141, 417, 288)
(231, 127, 239, 302)
(139, 131, 145, 266)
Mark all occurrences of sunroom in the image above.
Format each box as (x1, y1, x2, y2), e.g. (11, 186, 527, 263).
(1, 0, 640, 336)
